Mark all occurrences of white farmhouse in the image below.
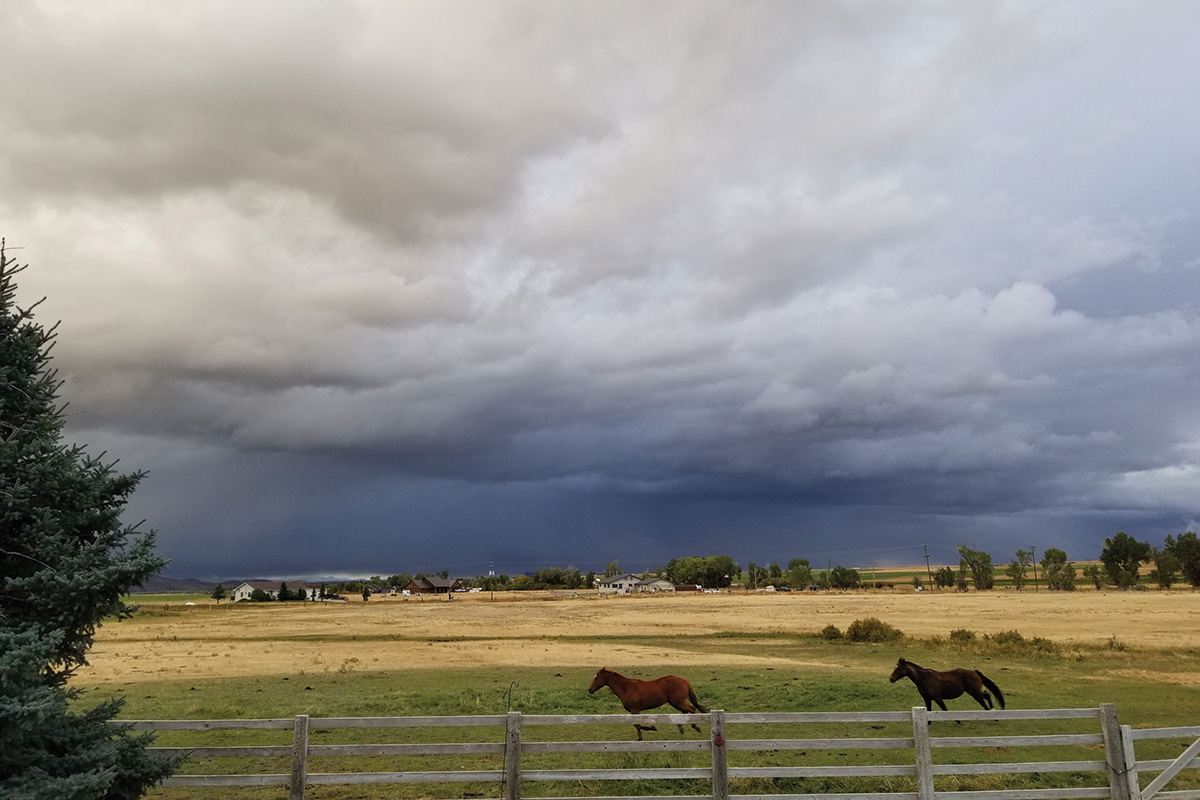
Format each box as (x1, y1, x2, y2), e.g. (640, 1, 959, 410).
(229, 581, 324, 602)
(597, 574, 676, 594)
(596, 573, 642, 595)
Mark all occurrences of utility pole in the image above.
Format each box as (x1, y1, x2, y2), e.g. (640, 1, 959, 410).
(1030, 547, 1039, 591)
(923, 545, 934, 590)
(489, 563, 495, 601)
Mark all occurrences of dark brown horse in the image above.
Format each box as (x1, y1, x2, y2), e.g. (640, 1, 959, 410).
(588, 667, 708, 740)
(890, 657, 1005, 715)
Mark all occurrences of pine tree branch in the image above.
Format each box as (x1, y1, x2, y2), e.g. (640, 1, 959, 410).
(0, 547, 57, 571)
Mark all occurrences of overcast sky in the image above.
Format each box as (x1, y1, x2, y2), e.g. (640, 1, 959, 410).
(3, 1, 1199, 581)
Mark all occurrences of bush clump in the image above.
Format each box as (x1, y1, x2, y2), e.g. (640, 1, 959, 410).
(949, 628, 976, 644)
(819, 624, 843, 640)
(845, 617, 904, 644)
(986, 629, 1027, 646)
(983, 629, 1061, 656)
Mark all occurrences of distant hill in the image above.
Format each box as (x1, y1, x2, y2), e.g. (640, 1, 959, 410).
(130, 575, 219, 594)
(130, 575, 346, 593)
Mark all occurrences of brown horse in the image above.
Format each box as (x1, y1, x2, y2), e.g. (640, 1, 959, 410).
(889, 657, 1005, 715)
(588, 667, 708, 740)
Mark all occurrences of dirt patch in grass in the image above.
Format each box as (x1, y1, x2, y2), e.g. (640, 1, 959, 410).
(77, 589, 1200, 684)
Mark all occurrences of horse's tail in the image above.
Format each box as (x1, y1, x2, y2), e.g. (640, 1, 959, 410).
(976, 671, 1005, 709)
(688, 684, 709, 714)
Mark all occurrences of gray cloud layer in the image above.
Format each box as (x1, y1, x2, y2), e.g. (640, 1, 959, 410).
(3, 1, 1198, 579)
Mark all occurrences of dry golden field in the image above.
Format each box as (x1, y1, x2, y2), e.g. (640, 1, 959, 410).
(76, 588, 1200, 685)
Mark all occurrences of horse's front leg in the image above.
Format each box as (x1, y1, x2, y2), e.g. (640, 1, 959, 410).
(931, 698, 962, 724)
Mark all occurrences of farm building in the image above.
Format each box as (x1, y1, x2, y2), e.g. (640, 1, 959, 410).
(403, 576, 464, 594)
(229, 581, 325, 602)
(597, 574, 676, 595)
(637, 577, 675, 592)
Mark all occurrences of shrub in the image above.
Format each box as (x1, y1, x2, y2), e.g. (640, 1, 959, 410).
(983, 629, 1061, 656)
(819, 624, 843, 640)
(1029, 636, 1059, 653)
(985, 629, 1026, 646)
(949, 628, 976, 644)
(845, 617, 904, 643)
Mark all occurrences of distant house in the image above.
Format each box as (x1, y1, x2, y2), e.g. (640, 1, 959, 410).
(230, 581, 324, 602)
(598, 574, 676, 594)
(403, 576, 464, 594)
(636, 577, 675, 593)
(597, 573, 642, 595)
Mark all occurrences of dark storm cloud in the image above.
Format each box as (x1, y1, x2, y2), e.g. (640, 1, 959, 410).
(2, 1, 1199, 579)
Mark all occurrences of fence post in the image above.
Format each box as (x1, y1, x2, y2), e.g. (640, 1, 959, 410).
(289, 714, 309, 800)
(912, 706, 934, 800)
(505, 711, 522, 800)
(1101, 704, 1134, 800)
(1120, 724, 1141, 800)
(710, 709, 728, 800)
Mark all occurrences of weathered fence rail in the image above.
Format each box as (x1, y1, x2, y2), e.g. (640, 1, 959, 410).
(119, 705, 1200, 800)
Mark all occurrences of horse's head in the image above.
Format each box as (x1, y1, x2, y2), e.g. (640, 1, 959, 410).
(588, 667, 611, 693)
(889, 658, 910, 683)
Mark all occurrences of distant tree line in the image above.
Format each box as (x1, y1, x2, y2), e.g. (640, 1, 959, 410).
(920, 531, 1198, 592)
(262, 530, 1199, 598)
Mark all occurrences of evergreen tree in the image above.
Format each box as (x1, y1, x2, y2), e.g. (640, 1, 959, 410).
(1, 242, 178, 798)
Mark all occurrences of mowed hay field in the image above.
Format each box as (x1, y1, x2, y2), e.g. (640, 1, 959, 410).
(78, 588, 1200, 684)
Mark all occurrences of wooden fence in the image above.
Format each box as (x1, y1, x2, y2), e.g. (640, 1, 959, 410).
(121, 705, 1200, 800)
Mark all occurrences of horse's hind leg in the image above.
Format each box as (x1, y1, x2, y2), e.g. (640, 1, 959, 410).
(973, 690, 993, 710)
(633, 717, 657, 741)
(670, 701, 703, 736)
